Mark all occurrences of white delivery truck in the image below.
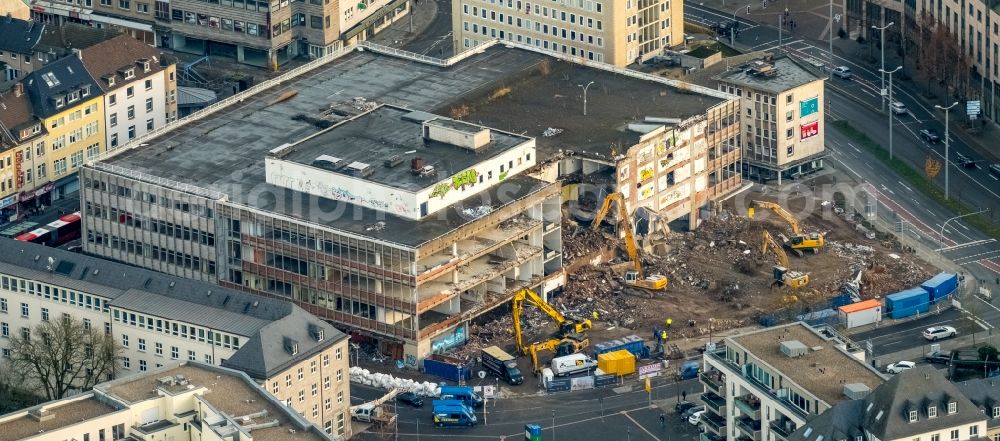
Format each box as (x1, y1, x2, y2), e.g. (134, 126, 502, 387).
(550, 353, 597, 377)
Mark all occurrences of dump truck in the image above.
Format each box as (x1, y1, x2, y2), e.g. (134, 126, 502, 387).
(481, 346, 524, 385)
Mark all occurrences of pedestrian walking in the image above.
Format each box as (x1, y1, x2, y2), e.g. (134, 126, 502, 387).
(682, 390, 687, 401)
(660, 414, 666, 428)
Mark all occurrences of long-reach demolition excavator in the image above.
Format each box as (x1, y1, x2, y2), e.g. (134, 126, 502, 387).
(760, 230, 810, 289)
(591, 192, 667, 291)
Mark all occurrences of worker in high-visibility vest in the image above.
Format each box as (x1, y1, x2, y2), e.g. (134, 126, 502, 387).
(593, 311, 599, 320)
(660, 330, 668, 342)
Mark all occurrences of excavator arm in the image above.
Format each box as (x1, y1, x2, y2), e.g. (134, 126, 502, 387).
(760, 230, 789, 268)
(592, 193, 644, 279)
(512, 289, 592, 355)
(750, 200, 803, 235)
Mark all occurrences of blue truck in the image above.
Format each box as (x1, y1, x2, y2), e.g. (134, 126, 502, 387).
(432, 400, 478, 427)
(422, 354, 473, 382)
(676, 360, 700, 380)
(885, 288, 930, 319)
(438, 385, 484, 408)
(921, 273, 958, 303)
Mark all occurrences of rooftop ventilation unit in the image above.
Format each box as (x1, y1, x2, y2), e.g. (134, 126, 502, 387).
(780, 340, 809, 358)
(345, 161, 374, 178)
(312, 155, 346, 171)
(843, 383, 871, 400)
(384, 155, 404, 168)
(746, 61, 778, 78)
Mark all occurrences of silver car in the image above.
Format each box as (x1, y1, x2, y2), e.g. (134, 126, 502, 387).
(832, 66, 852, 79)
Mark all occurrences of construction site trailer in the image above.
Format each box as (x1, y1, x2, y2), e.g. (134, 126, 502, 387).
(838, 299, 882, 329)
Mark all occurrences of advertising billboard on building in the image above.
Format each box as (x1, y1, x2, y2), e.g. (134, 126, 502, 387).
(800, 96, 819, 117)
(800, 121, 819, 140)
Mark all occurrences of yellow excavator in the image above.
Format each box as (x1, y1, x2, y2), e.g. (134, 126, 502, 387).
(512, 289, 592, 372)
(591, 193, 668, 291)
(760, 230, 810, 289)
(748, 200, 826, 256)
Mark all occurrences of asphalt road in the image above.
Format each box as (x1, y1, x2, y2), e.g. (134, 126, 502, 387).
(351, 378, 707, 440)
(849, 308, 965, 356)
(401, 0, 455, 56)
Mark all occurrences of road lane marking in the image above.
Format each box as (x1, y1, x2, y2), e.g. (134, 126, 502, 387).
(898, 181, 913, 192)
(937, 238, 997, 252)
(623, 410, 663, 441)
(957, 223, 970, 231)
(912, 199, 920, 206)
(954, 249, 1000, 265)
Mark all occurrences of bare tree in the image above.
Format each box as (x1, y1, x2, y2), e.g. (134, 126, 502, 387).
(7, 317, 121, 400)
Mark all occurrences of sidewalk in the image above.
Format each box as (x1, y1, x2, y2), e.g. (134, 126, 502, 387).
(692, 0, 1000, 163)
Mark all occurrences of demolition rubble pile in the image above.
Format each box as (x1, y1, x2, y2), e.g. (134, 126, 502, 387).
(561, 220, 610, 261)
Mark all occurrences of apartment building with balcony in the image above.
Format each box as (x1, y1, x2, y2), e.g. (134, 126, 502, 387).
(699, 322, 885, 441)
(452, 0, 684, 66)
(0, 54, 105, 222)
(0, 361, 339, 441)
(0, 238, 352, 437)
(79, 34, 178, 150)
(788, 366, 989, 441)
(711, 54, 827, 184)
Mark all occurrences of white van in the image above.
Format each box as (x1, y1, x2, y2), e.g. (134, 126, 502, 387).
(550, 353, 598, 377)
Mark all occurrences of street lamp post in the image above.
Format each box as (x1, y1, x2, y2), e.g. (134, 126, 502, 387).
(935, 101, 959, 200)
(578, 81, 594, 116)
(732, 5, 748, 47)
(939, 209, 989, 248)
(872, 22, 895, 112)
(552, 409, 556, 441)
(879, 66, 902, 160)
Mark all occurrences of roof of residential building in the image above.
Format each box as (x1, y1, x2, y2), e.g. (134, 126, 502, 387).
(712, 55, 826, 94)
(728, 322, 885, 406)
(0, 89, 37, 138)
(953, 377, 1000, 428)
(277, 105, 530, 192)
(789, 366, 987, 441)
(23, 54, 101, 118)
(37, 22, 123, 54)
(0, 395, 119, 441)
(0, 15, 44, 54)
(80, 34, 165, 93)
(223, 307, 345, 380)
(177, 86, 216, 106)
(99, 363, 333, 441)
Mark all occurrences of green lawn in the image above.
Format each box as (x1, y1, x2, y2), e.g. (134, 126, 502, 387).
(831, 120, 1000, 241)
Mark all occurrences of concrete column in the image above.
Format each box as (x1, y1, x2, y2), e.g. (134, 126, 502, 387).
(374, 252, 382, 266)
(452, 270, 459, 284)
(451, 242, 458, 257)
(375, 280, 383, 294)
(237, 46, 246, 63)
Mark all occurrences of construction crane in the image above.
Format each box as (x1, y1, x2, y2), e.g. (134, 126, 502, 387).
(526, 334, 590, 373)
(760, 230, 810, 289)
(591, 193, 668, 290)
(512, 289, 591, 356)
(748, 200, 826, 256)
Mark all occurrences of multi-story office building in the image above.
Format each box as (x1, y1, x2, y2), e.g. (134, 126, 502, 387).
(79, 34, 178, 149)
(0, 361, 340, 441)
(0, 17, 45, 84)
(712, 54, 827, 183)
(0, 54, 105, 221)
(699, 322, 885, 441)
(788, 366, 990, 441)
(0, 0, 30, 19)
(452, 0, 684, 66)
(0, 238, 352, 437)
(30, 0, 411, 67)
(81, 91, 561, 363)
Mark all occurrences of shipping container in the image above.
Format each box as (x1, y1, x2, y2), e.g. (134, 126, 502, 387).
(838, 299, 882, 328)
(592, 334, 649, 359)
(423, 355, 473, 382)
(921, 273, 958, 303)
(597, 349, 636, 376)
(885, 288, 930, 319)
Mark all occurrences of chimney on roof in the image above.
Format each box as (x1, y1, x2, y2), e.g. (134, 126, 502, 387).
(14, 82, 23, 98)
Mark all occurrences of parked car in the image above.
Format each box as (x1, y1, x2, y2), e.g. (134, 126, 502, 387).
(924, 350, 952, 365)
(919, 129, 941, 143)
(681, 405, 705, 420)
(688, 410, 706, 425)
(397, 392, 424, 408)
(890, 102, 908, 115)
(886, 360, 916, 374)
(954, 152, 977, 168)
(832, 66, 853, 79)
(923, 326, 958, 341)
(675, 401, 696, 414)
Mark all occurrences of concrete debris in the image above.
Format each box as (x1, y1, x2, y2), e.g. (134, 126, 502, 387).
(352, 96, 377, 112)
(365, 221, 387, 231)
(542, 127, 564, 137)
(462, 206, 493, 218)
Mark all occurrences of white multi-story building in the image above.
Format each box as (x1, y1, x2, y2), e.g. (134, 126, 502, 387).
(0, 238, 352, 438)
(0, 361, 338, 441)
(698, 322, 885, 441)
(78, 34, 177, 151)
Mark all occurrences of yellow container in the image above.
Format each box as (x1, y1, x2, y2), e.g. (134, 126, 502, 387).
(598, 349, 636, 376)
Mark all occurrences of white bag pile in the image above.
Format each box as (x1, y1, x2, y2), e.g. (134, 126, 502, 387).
(349, 366, 441, 397)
